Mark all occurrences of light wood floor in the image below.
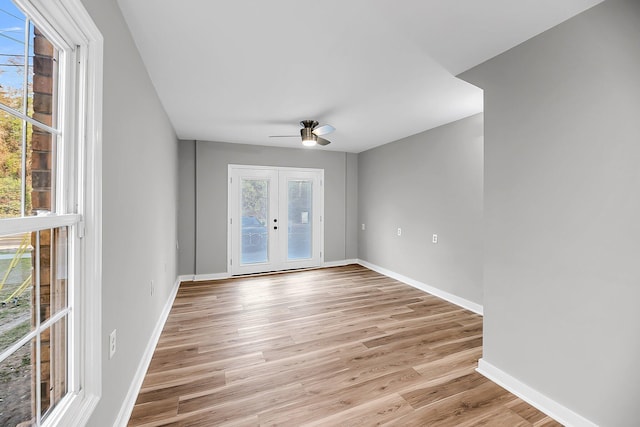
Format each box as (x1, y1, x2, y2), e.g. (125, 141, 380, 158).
(128, 264, 561, 426)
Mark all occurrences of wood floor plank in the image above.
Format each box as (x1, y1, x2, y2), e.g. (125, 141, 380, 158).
(258, 368, 424, 426)
(128, 264, 562, 426)
(135, 378, 226, 410)
(303, 393, 413, 427)
(385, 380, 517, 427)
(400, 371, 489, 409)
(128, 397, 178, 426)
(142, 352, 265, 389)
(224, 345, 355, 386)
(455, 406, 532, 427)
(413, 346, 482, 382)
(261, 326, 387, 362)
(178, 382, 305, 421)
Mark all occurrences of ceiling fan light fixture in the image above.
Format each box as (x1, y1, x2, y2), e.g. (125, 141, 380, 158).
(301, 127, 317, 147)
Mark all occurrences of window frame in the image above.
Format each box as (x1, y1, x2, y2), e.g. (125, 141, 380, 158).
(0, 0, 103, 425)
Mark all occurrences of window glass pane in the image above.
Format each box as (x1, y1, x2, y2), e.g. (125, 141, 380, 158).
(0, 0, 27, 113)
(0, 3, 57, 219)
(0, 99, 55, 218)
(288, 180, 312, 260)
(29, 24, 58, 129)
(0, 99, 55, 219)
(28, 123, 54, 215)
(0, 338, 35, 427)
(241, 179, 269, 265)
(0, 232, 33, 354)
(0, 110, 28, 218)
(39, 227, 67, 324)
(40, 317, 67, 421)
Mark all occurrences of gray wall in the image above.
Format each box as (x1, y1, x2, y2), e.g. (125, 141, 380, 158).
(178, 140, 196, 275)
(345, 152, 358, 259)
(460, 0, 640, 425)
(80, 0, 179, 425)
(358, 114, 484, 305)
(189, 141, 358, 274)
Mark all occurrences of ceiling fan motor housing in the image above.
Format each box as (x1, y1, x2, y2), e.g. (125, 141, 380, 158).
(300, 120, 319, 129)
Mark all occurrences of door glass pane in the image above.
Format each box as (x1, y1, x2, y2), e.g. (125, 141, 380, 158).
(241, 179, 268, 264)
(288, 180, 312, 260)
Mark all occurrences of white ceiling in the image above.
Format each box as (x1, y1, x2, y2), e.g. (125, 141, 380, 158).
(117, 0, 603, 153)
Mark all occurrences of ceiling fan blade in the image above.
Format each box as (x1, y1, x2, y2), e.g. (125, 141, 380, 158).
(269, 135, 299, 138)
(312, 124, 335, 136)
(316, 137, 331, 146)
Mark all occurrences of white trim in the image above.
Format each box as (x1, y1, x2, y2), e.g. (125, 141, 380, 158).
(178, 274, 196, 282)
(323, 259, 358, 268)
(42, 391, 99, 427)
(356, 259, 483, 315)
(228, 164, 324, 174)
(228, 165, 325, 275)
(1, 1, 103, 425)
(0, 213, 82, 236)
(114, 277, 182, 427)
(193, 272, 232, 282)
(77, 4, 104, 423)
(476, 359, 597, 427)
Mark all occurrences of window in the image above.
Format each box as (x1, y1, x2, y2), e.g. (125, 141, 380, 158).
(0, 0, 102, 426)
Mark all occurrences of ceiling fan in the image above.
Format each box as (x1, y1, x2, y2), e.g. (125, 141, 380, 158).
(270, 120, 335, 147)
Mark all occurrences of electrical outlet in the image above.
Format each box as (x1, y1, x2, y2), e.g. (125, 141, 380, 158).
(361, 223, 366, 231)
(151, 280, 154, 296)
(397, 228, 402, 236)
(432, 234, 438, 244)
(109, 329, 117, 359)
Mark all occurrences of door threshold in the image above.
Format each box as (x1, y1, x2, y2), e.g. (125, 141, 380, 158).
(231, 265, 324, 278)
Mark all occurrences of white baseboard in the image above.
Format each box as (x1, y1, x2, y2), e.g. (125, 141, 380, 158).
(323, 259, 358, 268)
(356, 259, 483, 315)
(477, 359, 596, 427)
(178, 274, 195, 282)
(114, 276, 182, 427)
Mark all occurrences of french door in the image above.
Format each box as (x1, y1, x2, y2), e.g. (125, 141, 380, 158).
(228, 165, 324, 275)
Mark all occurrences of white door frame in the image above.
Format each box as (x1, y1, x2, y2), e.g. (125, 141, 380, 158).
(228, 165, 324, 275)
